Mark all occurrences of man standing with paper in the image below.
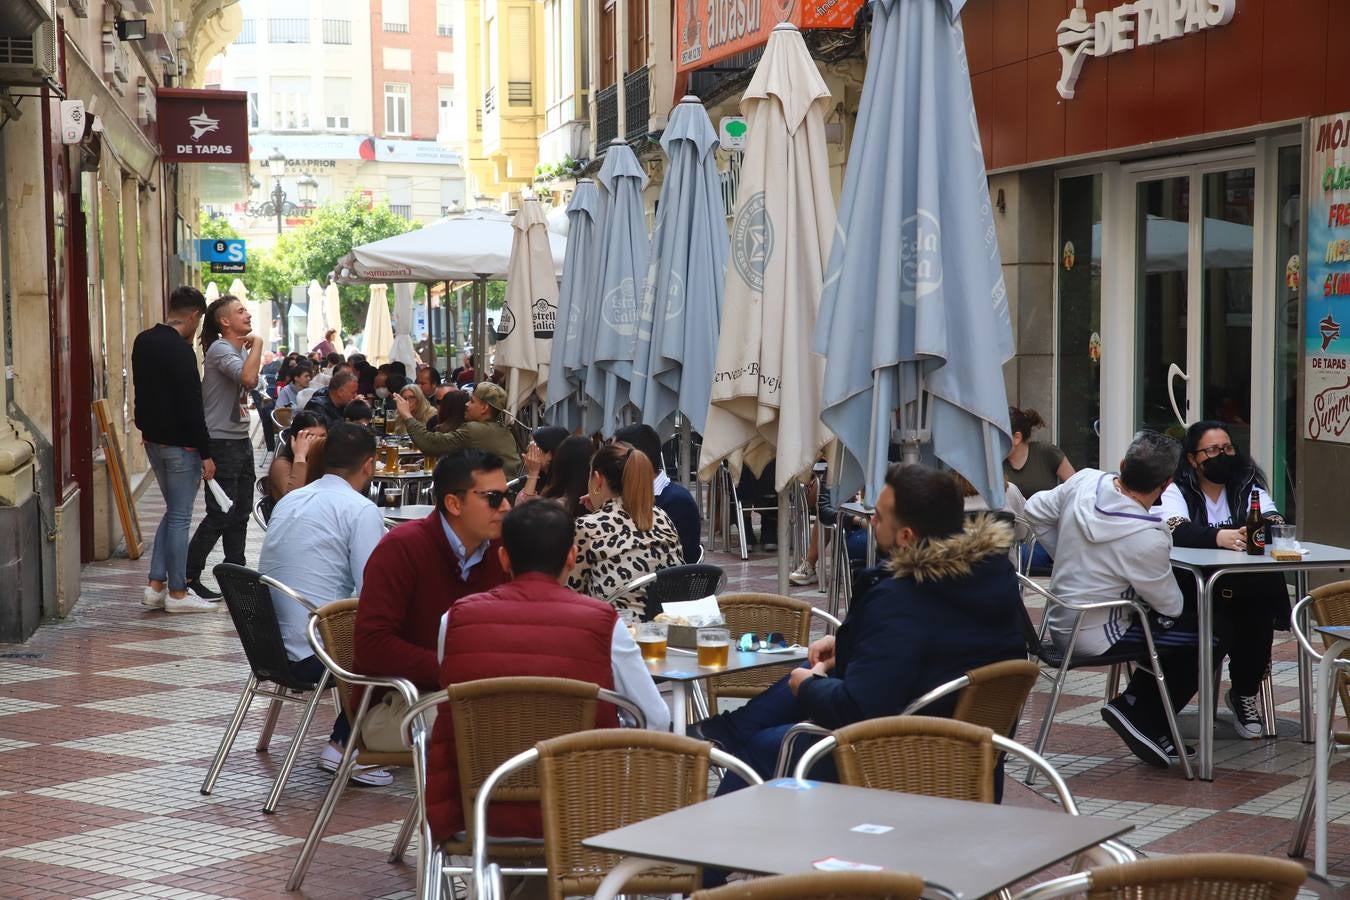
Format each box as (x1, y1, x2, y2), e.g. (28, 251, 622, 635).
(185, 294, 264, 600)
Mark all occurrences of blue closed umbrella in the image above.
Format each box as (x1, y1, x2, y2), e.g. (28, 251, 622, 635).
(630, 96, 729, 440)
(546, 180, 602, 430)
(582, 141, 650, 437)
(815, 0, 1014, 506)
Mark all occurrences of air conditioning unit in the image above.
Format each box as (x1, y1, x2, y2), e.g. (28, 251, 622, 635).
(0, 0, 59, 87)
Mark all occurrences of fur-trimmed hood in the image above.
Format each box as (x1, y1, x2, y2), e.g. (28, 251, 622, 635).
(888, 514, 1014, 583)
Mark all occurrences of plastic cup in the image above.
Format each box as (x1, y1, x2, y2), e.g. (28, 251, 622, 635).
(636, 622, 668, 661)
(1269, 524, 1300, 560)
(697, 627, 730, 668)
(382, 487, 403, 509)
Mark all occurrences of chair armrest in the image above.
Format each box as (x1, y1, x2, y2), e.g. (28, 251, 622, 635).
(810, 607, 842, 632)
(304, 614, 419, 707)
(773, 722, 830, 778)
(597, 688, 647, 729)
(710, 747, 763, 787)
(1292, 596, 1323, 662)
(604, 572, 657, 606)
(1010, 872, 1093, 900)
(1019, 574, 1150, 615)
(399, 688, 449, 749)
(260, 575, 319, 613)
(900, 675, 970, 716)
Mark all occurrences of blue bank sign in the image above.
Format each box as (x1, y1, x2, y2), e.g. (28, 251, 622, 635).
(199, 239, 247, 273)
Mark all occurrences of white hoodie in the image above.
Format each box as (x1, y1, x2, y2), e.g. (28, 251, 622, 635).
(1024, 469, 1183, 656)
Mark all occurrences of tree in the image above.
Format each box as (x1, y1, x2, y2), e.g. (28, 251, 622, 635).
(198, 212, 241, 296)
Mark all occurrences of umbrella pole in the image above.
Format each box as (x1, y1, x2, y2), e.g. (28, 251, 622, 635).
(777, 490, 791, 595)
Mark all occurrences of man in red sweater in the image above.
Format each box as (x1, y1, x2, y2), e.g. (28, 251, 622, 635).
(354, 448, 510, 751)
(427, 500, 670, 842)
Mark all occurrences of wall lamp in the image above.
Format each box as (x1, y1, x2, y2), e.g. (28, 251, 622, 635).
(116, 19, 148, 41)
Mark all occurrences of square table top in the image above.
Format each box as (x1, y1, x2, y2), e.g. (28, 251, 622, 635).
(1169, 541, 1350, 571)
(644, 649, 806, 683)
(1315, 625, 1350, 641)
(584, 779, 1131, 899)
(381, 504, 436, 521)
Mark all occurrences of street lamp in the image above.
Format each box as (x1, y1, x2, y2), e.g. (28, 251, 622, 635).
(298, 173, 318, 209)
(267, 148, 287, 234)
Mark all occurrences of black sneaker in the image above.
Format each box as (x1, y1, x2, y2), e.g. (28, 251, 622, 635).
(686, 717, 730, 752)
(185, 579, 222, 601)
(1101, 700, 1174, 769)
(1226, 688, 1264, 740)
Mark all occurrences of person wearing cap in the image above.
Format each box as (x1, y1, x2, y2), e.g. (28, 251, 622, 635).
(393, 381, 521, 477)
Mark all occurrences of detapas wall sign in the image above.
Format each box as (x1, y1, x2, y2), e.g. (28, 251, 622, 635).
(1055, 0, 1236, 101)
(157, 87, 249, 163)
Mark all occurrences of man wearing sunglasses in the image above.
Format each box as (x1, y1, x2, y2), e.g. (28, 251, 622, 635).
(354, 449, 512, 752)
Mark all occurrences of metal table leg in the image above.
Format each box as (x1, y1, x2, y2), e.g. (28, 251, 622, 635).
(1193, 570, 1219, 781)
(1299, 572, 1316, 743)
(670, 682, 689, 736)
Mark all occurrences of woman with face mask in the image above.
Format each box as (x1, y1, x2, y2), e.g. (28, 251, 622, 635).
(1155, 420, 1288, 742)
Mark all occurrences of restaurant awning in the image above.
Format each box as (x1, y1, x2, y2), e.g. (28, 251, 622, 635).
(675, 0, 866, 76)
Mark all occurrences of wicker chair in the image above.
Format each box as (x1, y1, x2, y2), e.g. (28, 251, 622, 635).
(604, 563, 727, 622)
(708, 593, 841, 708)
(396, 677, 647, 900)
(199, 564, 327, 814)
(470, 730, 762, 900)
(1011, 853, 1307, 900)
(285, 599, 419, 892)
(690, 871, 928, 900)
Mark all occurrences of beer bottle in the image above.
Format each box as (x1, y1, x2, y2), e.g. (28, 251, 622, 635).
(1244, 489, 1264, 555)
(373, 402, 386, 435)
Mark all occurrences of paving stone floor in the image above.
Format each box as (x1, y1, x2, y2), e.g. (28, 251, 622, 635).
(1, 463, 1348, 898)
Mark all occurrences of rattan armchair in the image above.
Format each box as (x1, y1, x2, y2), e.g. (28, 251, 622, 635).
(690, 870, 929, 900)
(285, 599, 419, 892)
(470, 730, 762, 900)
(396, 677, 647, 900)
(708, 593, 841, 708)
(200, 565, 328, 814)
(1011, 853, 1307, 900)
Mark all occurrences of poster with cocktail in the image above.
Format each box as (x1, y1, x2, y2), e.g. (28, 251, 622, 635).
(1304, 112, 1350, 443)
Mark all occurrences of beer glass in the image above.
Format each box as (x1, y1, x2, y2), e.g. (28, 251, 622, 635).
(382, 486, 403, 509)
(385, 445, 401, 470)
(696, 627, 730, 668)
(636, 622, 668, 661)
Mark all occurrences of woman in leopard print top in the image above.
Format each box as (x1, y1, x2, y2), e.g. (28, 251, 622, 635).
(567, 442, 684, 620)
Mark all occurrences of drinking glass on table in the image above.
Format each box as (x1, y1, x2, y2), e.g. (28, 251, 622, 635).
(636, 622, 668, 661)
(697, 627, 730, 668)
(1269, 524, 1299, 560)
(382, 486, 403, 509)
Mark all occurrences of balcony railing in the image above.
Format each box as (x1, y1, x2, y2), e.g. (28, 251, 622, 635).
(390, 204, 412, 219)
(384, 20, 410, 32)
(322, 19, 351, 44)
(268, 18, 310, 43)
(475, 107, 482, 131)
(234, 19, 256, 44)
(483, 85, 497, 115)
(508, 80, 532, 107)
(595, 84, 618, 148)
(623, 67, 649, 142)
(437, 24, 453, 36)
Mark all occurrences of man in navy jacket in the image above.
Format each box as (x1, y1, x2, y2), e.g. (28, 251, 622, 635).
(691, 463, 1026, 783)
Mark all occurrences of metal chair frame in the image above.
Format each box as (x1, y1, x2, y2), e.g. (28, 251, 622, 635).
(398, 682, 648, 900)
(1010, 853, 1310, 900)
(251, 496, 269, 532)
(1017, 573, 1194, 782)
(470, 738, 764, 900)
(285, 609, 420, 892)
(199, 571, 328, 814)
(603, 564, 728, 624)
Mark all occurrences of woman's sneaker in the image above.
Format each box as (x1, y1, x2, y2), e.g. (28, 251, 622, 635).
(317, 743, 395, 787)
(789, 562, 817, 586)
(165, 593, 218, 613)
(142, 586, 166, 610)
(1226, 688, 1264, 740)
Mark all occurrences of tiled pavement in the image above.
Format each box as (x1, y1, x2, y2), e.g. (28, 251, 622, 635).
(2, 468, 1349, 898)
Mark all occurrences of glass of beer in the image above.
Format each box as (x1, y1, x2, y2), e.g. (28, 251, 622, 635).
(385, 445, 401, 470)
(696, 627, 731, 668)
(423, 454, 436, 472)
(636, 622, 668, 661)
(382, 486, 403, 509)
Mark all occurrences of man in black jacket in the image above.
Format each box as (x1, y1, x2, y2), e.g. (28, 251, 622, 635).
(304, 369, 360, 428)
(690, 463, 1025, 784)
(131, 286, 218, 613)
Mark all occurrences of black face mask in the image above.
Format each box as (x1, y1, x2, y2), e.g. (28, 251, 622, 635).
(1200, 453, 1240, 485)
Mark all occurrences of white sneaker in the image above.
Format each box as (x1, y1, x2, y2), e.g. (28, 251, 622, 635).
(789, 562, 817, 586)
(142, 586, 166, 610)
(164, 593, 218, 613)
(317, 743, 394, 786)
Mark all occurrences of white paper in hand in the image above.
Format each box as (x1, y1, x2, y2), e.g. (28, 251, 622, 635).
(206, 478, 234, 514)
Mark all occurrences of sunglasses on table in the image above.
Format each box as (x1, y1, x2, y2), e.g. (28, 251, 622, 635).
(737, 632, 790, 652)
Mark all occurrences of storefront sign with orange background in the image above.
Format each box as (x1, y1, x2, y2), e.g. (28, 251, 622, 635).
(676, 0, 863, 73)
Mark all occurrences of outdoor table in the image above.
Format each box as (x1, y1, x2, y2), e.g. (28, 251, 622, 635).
(371, 466, 434, 506)
(647, 649, 807, 735)
(381, 504, 435, 522)
(1170, 542, 1350, 780)
(584, 779, 1133, 900)
(1310, 625, 1350, 876)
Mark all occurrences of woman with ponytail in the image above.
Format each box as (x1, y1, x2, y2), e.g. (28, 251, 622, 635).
(567, 441, 684, 619)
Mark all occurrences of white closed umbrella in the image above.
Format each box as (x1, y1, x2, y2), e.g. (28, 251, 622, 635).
(204, 282, 220, 302)
(363, 285, 395, 366)
(305, 280, 327, 355)
(231, 278, 270, 350)
(390, 282, 420, 374)
(324, 281, 343, 346)
(496, 198, 558, 412)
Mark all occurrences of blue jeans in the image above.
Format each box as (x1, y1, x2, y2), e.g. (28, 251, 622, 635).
(146, 443, 203, 593)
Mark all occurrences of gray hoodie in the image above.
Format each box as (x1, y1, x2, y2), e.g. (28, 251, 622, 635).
(1024, 469, 1183, 656)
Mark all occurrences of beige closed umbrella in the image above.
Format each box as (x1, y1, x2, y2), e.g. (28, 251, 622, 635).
(363, 284, 395, 366)
(496, 198, 558, 412)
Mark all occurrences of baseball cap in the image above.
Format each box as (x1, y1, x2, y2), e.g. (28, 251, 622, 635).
(473, 381, 508, 413)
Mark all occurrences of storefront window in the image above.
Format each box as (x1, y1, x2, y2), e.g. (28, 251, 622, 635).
(1057, 174, 1102, 469)
(1200, 167, 1255, 443)
(1273, 144, 1301, 518)
(1137, 176, 1191, 434)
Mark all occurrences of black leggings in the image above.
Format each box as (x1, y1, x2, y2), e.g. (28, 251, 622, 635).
(1213, 588, 1277, 697)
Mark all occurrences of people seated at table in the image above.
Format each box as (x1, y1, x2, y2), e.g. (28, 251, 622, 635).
(392, 381, 521, 477)
(453, 354, 476, 387)
(790, 460, 834, 586)
(690, 464, 1025, 784)
(259, 424, 391, 785)
(516, 425, 571, 500)
(537, 435, 596, 516)
(615, 424, 701, 564)
(1155, 420, 1288, 741)
(415, 365, 441, 401)
(567, 442, 684, 620)
(1004, 407, 1072, 572)
(425, 500, 671, 843)
(305, 368, 360, 428)
(265, 412, 328, 512)
(1024, 430, 1198, 769)
(276, 361, 313, 410)
(342, 400, 373, 428)
(390, 382, 434, 434)
(354, 449, 511, 752)
(433, 388, 468, 434)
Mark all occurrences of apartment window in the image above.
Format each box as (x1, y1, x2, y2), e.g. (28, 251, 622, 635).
(627, 0, 646, 72)
(437, 51, 454, 74)
(508, 8, 532, 105)
(234, 20, 256, 44)
(599, 0, 615, 89)
(438, 86, 455, 136)
(383, 47, 412, 70)
(236, 79, 260, 127)
(322, 19, 351, 44)
(437, 0, 454, 36)
(440, 178, 464, 214)
(387, 176, 412, 219)
(271, 76, 310, 129)
(383, 0, 410, 31)
(384, 83, 410, 135)
(268, 17, 310, 43)
(324, 77, 351, 130)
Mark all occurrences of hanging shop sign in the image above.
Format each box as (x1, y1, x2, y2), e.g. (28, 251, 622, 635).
(1055, 0, 1236, 100)
(157, 88, 249, 163)
(676, 0, 864, 74)
(1304, 112, 1350, 443)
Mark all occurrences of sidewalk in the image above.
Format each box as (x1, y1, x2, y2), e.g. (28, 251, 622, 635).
(0, 481, 1346, 898)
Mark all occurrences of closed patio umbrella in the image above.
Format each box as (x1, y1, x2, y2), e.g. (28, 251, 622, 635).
(230, 278, 270, 352)
(204, 282, 220, 302)
(362, 284, 395, 366)
(814, 0, 1013, 506)
(546, 180, 602, 431)
(305, 280, 327, 355)
(497, 198, 558, 412)
(324, 280, 343, 345)
(390, 283, 420, 374)
(631, 96, 728, 441)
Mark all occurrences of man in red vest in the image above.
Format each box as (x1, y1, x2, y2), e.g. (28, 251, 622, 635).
(354, 449, 511, 751)
(427, 500, 670, 843)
